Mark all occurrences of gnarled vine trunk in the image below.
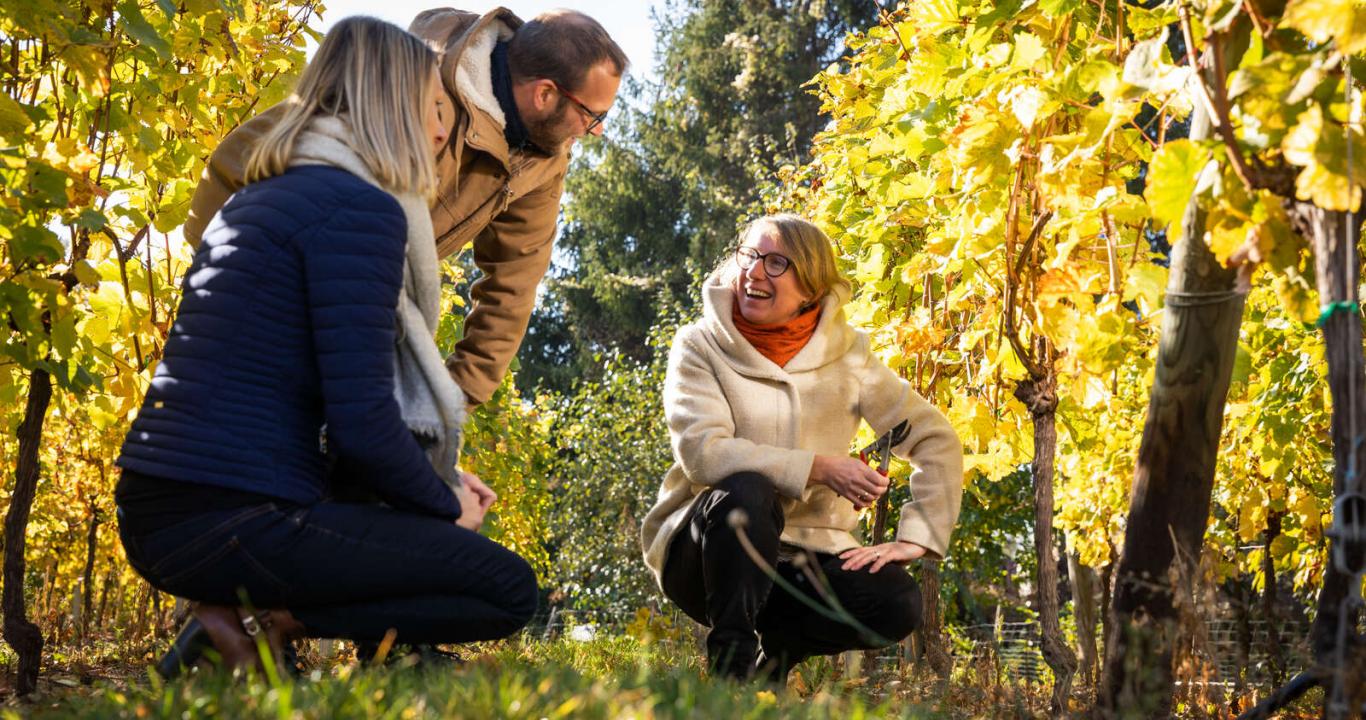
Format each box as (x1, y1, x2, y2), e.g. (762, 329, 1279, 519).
(3, 368, 53, 696)
(1015, 373, 1077, 717)
(79, 505, 101, 639)
(916, 560, 952, 678)
(1261, 510, 1284, 684)
(1068, 551, 1100, 688)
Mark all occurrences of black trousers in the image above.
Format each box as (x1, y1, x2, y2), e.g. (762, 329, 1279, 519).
(660, 472, 923, 679)
(118, 499, 538, 644)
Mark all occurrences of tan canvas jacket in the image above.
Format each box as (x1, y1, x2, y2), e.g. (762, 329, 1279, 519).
(183, 7, 569, 405)
(640, 274, 965, 585)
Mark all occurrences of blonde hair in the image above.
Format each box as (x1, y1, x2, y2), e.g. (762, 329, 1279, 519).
(245, 16, 439, 199)
(725, 214, 851, 304)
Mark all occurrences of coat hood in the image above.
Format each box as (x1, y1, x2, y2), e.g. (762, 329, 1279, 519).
(410, 7, 521, 162)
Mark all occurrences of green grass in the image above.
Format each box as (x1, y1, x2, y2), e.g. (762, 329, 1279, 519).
(8, 636, 962, 719)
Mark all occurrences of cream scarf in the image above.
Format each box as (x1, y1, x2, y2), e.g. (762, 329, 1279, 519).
(290, 116, 466, 487)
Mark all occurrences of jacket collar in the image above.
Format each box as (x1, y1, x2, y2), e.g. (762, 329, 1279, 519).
(699, 269, 854, 378)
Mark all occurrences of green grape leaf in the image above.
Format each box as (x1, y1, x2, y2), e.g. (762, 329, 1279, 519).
(1145, 139, 1213, 227)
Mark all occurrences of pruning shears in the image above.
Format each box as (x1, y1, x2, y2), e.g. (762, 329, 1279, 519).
(858, 419, 911, 478)
(859, 419, 911, 544)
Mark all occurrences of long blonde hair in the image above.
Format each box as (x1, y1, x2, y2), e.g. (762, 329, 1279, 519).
(245, 16, 439, 199)
(723, 214, 851, 303)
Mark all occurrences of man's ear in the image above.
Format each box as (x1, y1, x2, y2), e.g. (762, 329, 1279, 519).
(530, 78, 558, 112)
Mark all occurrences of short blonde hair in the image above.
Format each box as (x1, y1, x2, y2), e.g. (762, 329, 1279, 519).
(246, 16, 439, 199)
(725, 214, 851, 304)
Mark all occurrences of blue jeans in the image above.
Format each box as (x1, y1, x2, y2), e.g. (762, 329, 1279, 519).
(118, 500, 538, 643)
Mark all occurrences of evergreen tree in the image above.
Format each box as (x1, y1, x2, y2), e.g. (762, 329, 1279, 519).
(519, 0, 877, 393)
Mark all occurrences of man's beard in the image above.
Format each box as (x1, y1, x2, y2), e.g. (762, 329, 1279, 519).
(525, 97, 574, 155)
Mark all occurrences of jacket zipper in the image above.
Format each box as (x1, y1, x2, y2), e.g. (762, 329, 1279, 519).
(433, 149, 539, 249)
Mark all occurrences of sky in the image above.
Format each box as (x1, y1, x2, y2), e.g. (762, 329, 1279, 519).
(309, 1, 662, 83)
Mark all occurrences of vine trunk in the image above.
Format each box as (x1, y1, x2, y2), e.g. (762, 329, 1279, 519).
(2, 367, 53, 696)
(1015, 372, 1077, 717)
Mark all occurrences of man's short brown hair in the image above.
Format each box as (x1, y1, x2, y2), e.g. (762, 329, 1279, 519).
(508, 10, 629, 92)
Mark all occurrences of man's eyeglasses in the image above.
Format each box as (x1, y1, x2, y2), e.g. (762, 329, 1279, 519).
(551, 81, 609, 133)
(735, 246, 792, 278)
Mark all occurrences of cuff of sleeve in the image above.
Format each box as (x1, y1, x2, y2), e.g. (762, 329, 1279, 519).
(775, 449, 816, 499)
(896, 507, 950, 560)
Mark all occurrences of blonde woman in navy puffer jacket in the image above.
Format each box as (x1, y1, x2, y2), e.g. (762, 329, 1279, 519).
(115, 17, 534, 676)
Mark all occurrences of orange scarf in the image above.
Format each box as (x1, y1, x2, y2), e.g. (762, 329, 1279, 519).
(732, 302, 821, 368)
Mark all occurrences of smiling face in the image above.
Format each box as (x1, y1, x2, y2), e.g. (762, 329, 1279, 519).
(520, 61, 622, 153)
(733, 223, 814, 326)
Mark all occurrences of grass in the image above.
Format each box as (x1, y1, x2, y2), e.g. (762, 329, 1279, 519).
(5, 635, 971, 720)
(8, 631, 1323, 718)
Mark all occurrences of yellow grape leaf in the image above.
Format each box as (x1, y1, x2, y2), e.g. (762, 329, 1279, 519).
(981, 42, 1012, 70)
(1008, 86, 1046, 129)
(1205, 212, 1250, 266)
(51, 312, 78, 359)
(1036, 267, 1083, 296)
(868, 132, 898, 158)
(1122, 29, 1191, 95)
(888, 173, 933, 202)
(1126, 2, 1181, 38)
(1011, 32, 1047, 72)
(1239, 496, 1266, 541)
(1248, 196, 1297, 268)
(1294, 492, 1322, 531)
(854, 243, 887, 284)
(1271, 273, 1318, 323)
(960, 398, 997, 446)
(88, 395, 119, 430)
(963, 450, 1017, 481)
(1282, 0, 1366, 55)
(909, 0, 964, 36)
(1073, 58, 1120, 98)
(1282, 104, 1366, 211)
(1124, 262, 1168, 316)
(81, 315, 112, 346)
(1269, 533, 1297, 561)
(72, 259, 102, 287)
(1145, 139, 1213, 227)
(0, 93, 31, 137)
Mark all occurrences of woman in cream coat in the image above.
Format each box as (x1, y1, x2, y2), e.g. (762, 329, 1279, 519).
(641, 214, 963, 682)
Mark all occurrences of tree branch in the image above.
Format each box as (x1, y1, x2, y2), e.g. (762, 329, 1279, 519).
(1178, 3, 1257, 192)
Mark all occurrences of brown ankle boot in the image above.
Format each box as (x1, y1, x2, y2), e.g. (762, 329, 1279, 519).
(192, 604, 258, 672)
(237, 608, 306, 674)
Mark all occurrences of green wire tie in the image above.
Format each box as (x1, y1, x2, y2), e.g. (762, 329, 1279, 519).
(1316, 301, 1361, 329)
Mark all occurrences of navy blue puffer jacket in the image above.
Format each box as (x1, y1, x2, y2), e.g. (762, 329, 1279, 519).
(117, 165, 460, 520)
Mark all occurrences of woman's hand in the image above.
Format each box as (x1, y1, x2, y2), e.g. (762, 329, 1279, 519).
(809, 455, 889, 510)
(453, 471, 497, 532)
(838, 541, 927, 573)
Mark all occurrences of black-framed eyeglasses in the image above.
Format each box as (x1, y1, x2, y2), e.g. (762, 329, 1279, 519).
(735, 246, 792, 278)
(551, 80, 609, 133)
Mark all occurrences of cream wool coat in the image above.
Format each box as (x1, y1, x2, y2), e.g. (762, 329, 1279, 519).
(640, 273, 965, 584)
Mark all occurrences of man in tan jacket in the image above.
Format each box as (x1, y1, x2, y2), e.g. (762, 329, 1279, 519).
(184, 8, 627, 406)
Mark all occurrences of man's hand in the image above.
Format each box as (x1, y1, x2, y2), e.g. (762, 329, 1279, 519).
(809, 455, 890, 510)
(453, 471, 497, 531)
(838, 541, 928, 573)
